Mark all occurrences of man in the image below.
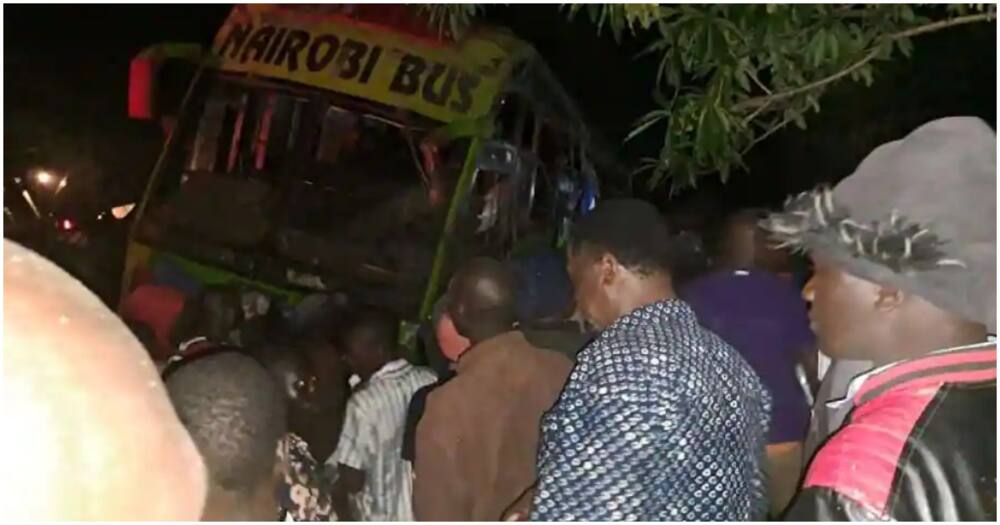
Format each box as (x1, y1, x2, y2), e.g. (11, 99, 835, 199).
(327, 307, 436, 521)
(413, 258, 574, 520)
(683, 208, 815, 516)
(165, 351, 287, 520)
(512, 199, 771, 521)
(3, 240, 207, 520)
(253, 345, 337, 521)
(764, 117, 996, 521)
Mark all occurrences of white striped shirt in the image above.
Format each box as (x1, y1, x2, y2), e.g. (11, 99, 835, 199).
(327, 359, 436, 521)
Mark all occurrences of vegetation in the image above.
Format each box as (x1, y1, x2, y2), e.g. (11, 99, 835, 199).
(424, 4, 996, 192)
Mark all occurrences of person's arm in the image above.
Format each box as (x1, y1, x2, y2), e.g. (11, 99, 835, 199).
(330, 465, 364, 521)
(764, 441, 803, 517)
(502, 484, 536, 521)
(326, 396, 372, 521)
(412, 401, 470, 520)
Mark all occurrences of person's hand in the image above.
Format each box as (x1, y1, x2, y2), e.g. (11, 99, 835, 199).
(502, 485, 535, 521)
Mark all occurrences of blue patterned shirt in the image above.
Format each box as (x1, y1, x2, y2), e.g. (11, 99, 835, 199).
(530, 300, 771, 521)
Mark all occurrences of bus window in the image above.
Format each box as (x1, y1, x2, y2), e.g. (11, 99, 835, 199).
(316, 107, 359, 164)
(495, 93, 534, 149)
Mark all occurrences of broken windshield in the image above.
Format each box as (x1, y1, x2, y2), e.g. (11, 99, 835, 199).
(141, 74, 465, 301)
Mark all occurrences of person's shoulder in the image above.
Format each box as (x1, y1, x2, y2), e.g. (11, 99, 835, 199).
(519, 337, 576, 380)
(802, 386, 942, 514)
(406, 363, 438, 383)
(420, 381, 468, 438)
(345, 382, 381, 414)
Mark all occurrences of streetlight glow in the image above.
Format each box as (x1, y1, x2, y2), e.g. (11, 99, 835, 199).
(35, 170, 55, 186)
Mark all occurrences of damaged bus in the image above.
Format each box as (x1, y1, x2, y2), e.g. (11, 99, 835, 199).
(120, 4, 620, 354)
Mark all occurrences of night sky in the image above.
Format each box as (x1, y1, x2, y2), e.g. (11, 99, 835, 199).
(5, 4, 996, 223)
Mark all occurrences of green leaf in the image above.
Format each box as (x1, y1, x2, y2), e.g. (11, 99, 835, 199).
(858, 65, 874, 86)
(899, 6, 916, 23)
(875, 40, 894, 60)
(808, 29, 827, 67)
(734, 67, 751, 93)
(896, 36, 913, 58)
(826, 30, 840, 62)
(719, 160, 731, 183)
(626, 110, 670, 143)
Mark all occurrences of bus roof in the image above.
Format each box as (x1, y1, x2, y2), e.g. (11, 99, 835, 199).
(211, 5, 534, 124)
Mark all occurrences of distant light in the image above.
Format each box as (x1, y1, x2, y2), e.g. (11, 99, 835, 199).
(111, 203, 136, 220)
(21, 190, 41, 218)
(56, 176, 69, 192)
(35, 170, 55, 186)
(61, 219, 74, 231)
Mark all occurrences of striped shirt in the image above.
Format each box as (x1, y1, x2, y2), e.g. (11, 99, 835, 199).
(327, 359, 436, 521)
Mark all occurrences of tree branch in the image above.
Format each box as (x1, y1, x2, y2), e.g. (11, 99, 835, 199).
(747, 69, 772, 95)
(741, 116, 794, 154)
(735, 12, 996, 111)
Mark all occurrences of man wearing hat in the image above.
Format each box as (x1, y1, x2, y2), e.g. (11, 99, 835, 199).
(764, 117, 996, 521)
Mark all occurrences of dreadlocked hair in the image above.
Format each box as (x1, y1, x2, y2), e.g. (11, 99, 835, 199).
(761, 185, 966, 273)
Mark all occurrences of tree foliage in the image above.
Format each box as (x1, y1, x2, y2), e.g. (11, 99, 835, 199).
(423, 4, 996, 192)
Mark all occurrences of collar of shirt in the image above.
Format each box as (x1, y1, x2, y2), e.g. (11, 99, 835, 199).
(597, 298, 695, 342)
(826, 340, 996, 412)
(369, 358, 412, 382)
(176, 336, 209, 355)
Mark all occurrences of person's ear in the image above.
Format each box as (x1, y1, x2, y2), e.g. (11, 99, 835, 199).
(598, 252, 619, 287)
(874, 286, 904, 312)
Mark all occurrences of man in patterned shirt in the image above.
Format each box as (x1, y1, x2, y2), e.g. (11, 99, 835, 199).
(509, 199, 771, 521)
(327, 307, 436, 521)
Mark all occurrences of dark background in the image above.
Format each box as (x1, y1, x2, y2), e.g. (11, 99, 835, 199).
(5, 4, 996, 225)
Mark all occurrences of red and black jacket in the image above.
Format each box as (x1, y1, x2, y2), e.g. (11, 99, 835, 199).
(786, 343, 996, 521)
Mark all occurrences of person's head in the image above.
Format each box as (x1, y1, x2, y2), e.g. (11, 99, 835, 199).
(669, 229, 711, 288)
(802, 254, 987, 365)
(447, 257, 518, 344)
(251, 346, 317, 438)
(296, 334, 351, 463)
(764, 117, 995, 364)
(717, 208, 790, 272)
(566, 199, 676, 330)
(165, 352, 286, 521)
(334, 306, 400, 380)
(3, 241, 207, 520)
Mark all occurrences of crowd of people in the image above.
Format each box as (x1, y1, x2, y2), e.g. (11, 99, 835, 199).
(3, 116, 996, 521)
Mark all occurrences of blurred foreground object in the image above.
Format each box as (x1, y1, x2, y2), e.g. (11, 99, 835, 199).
(2, 240, 207, 520)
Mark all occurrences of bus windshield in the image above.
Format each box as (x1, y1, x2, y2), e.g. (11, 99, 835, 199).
(139, 73, 463, 308)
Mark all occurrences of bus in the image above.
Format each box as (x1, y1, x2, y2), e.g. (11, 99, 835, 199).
(120, 5, 620, 352)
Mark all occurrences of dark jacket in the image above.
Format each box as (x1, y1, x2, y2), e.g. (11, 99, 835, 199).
(786, 343, 996, 521)
(413, 331, 573, 521)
